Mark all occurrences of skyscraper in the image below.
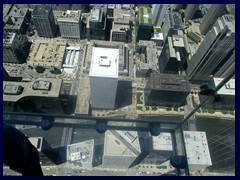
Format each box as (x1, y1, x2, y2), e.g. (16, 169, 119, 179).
(161, 12, 183, 43)
(199, 4, 226, 35)
(3, 32, 29, 63)
(159, 30, 190, 74)
(89, 47, 119, 109)
(188, 15, 235, 82)
(144, 73, 190, 107)
(32, 5, 57, 38)
(184, 4, 199, 21)
(152, 4, 168, 27)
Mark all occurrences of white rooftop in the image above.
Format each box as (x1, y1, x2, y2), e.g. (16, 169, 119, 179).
(152, 132, 173, 151)
(89, 47, 119, 78)
(213, 78, 235, 96)
(184, 131, 212, 168)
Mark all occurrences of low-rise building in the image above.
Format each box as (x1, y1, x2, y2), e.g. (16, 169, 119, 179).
(67, 139, 94, 168)
(103, 130, 141, 169)
(27, 39, 66, 68)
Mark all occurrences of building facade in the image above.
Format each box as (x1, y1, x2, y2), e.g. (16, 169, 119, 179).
(188, 15, 235, 82)
(184, 4, 199, 21)
(57, 10, 82, 39)
(152, 4, 168, 27)
(161, 12, 183, 43)
(32, 5, 58, 38)
(87, 7, 107, 40)
(3, 32, 29, 63)
(199, 4, 226, 35)
(159, 30, 190, 74)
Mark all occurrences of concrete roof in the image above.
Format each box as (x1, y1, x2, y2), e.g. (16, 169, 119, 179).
(184, 131, 212, 167)
(153, 133, 173, 151)
(3, 78, 62, 102)
(28, 39, 66, 68)
(89, 47, 119, 78)
(67, 139, 94, 163)
(213, 78, 235, 96)
(104, 130, 141, 157)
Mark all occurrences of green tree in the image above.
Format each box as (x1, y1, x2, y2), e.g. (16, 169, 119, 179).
(35, 66, 45, 73)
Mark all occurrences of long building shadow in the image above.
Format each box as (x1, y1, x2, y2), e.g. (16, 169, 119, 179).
(115, 80, 132, 109)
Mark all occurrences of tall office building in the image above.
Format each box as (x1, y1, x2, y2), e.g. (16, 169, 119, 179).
(87, 7, 107, 40)
(199, 4, 226, 35)
(144, 73, 190, 107)
(103, 130, 141, 169)
(184, 4, 199, 21)
(136, 7, 153, 41)
(57, 10, 82, 39)
(161, 12, 183, 43)
(159, 30, 190, 74)
(3, 32, 29, 63)
(32, 5, 57, 38)
(152, 4, 168, 27)
(188, 15, 235, 82)
(89, 47, 119, 109)
(214, 50, 235, 79)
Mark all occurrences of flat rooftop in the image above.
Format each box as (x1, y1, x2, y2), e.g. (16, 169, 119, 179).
(3, 78, 62, 102)
(184, 131, 212, 167)
(57, 10, 81, 22)
(67, 139, 94, 163)
(151, 73, 190, 92)
(89, 47, 119, 78)
(153, 133, 173, 151)
(104, 130, 141, 157)
(90, 8, 100, 21)
(139, 7, 152, 24)
(28, 39, 66, 68)
(32, 4, 51, 17)
(213, 78, 235, 96)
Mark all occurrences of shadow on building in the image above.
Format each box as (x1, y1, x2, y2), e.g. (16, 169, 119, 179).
(115, 80, 132, 109)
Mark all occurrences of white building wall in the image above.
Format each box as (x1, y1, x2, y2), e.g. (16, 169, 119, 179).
(90, 76, 118, 109)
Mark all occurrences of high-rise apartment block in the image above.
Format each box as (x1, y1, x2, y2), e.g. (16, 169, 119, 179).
(144, 73, 190, 107)
(199, 4, 226, 35)
(152, 4, 168, 27)
(3, 32, 29, 63)
(32, 5, 57, 38)
(89, 47, 119, 109)
(103, 130, 141, 169)
(57, 10, 82, 39)
(184, 4, 199, 21)
(188, 15, 235, 82)
(136, 7, 153, 42)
